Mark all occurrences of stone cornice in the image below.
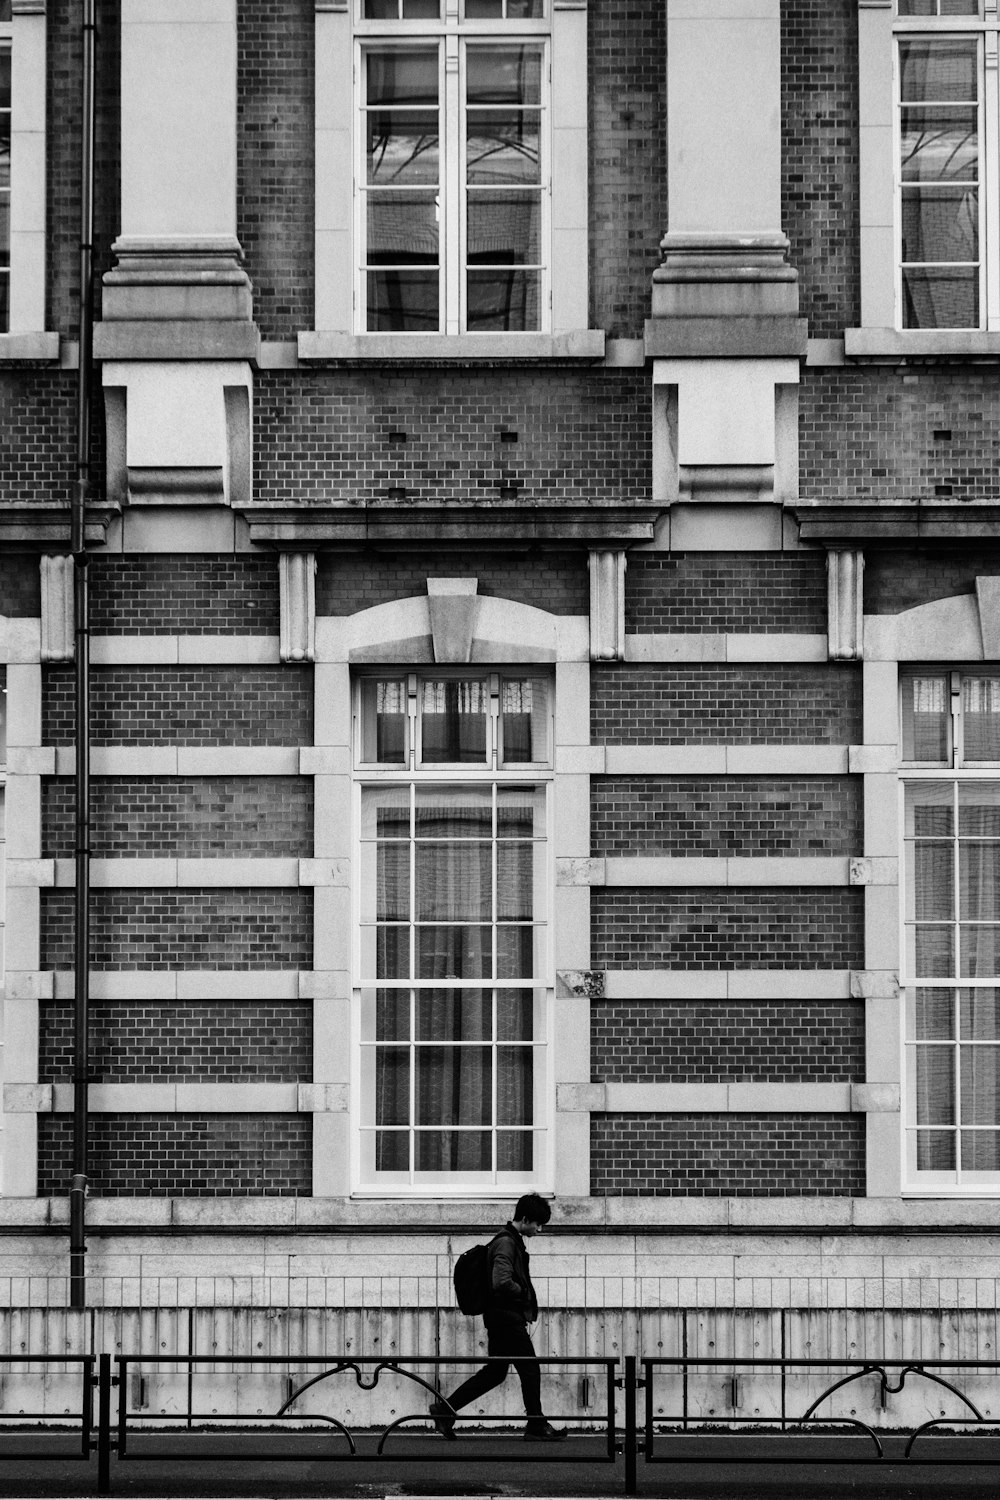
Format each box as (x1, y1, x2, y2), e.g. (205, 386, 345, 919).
(239, 504, 661, 549)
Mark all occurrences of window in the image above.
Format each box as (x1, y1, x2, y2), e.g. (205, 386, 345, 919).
(354, 670, 552, 1192)
(901, 668, 1000, 1189)
(356, 0, 549, 333)
(895, 0, 991, 330)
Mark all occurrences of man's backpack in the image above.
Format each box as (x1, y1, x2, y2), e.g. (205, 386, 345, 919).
(453, 1241, 491, 1315)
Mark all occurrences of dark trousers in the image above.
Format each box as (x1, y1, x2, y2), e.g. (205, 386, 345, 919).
(444, 1309, 542, 1419)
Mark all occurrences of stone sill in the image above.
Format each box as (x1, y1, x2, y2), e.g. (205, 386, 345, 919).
(297, 330, 606, 362)
(845, 327, 1000, 361)
(5, 1196, 1000, 1233)
(0, 332, 60, 361)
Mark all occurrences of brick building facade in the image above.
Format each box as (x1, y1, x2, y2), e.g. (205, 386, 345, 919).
(0, 0, 998, 1416)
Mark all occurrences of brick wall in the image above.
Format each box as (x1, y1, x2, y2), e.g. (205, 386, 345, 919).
(625, 554, 828, 634)
(865, 546, 1000, 615)
(317, 551, 589, 617)
(591, 666, 862, 745)
(591, 776, 862, 857)
(800, 370, 1000, 503)
(89, 557, 279, 634)
(41, 890, 312, 970)
(237, 0, 313, 339)
(42, 667, 313, 746)
(0, 555, 40, 616)
(37, 1115, 311, 1197)
(590, 1114, 866, 1196)
(39, 1001, 312, 1082)
(591, 888, 864, 969)
(0, 374, 77, 502)
(589, 0, 667, 338)
(254, 370, 650, 507)
(42, 778, 313, 858)
(592, 1001, 865, 1082)
(781, 0, 859, 337)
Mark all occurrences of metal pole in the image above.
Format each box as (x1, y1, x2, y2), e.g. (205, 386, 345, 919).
(623, 1353, 638, 1496)
(70, 0, 96, 1311)
(97, 1352, 112, 1493)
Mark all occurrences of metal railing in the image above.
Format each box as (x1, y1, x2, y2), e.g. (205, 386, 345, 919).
(1, 1350, 999, 1493)
(0, 1354, 95, 1465)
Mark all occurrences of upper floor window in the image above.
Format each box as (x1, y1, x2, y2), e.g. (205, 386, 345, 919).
(356, 0, 549, 333)
(901, 668, 1000, 765)
(0, 9, 10, 333)
(895, 0, 990, 330)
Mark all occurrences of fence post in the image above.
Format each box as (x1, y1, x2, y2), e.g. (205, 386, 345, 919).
(623, 1353, 638, 1496)
(97, 1352, 112, 1494)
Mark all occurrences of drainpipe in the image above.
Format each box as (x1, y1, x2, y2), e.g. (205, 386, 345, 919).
(70, 0, 96, 1312)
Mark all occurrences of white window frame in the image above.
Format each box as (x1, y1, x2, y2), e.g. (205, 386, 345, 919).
(899, 665, 1000, 1193)
(350, 667, 555, 1197)
(851, 0, 1000, 353)
(311, 0, 591, 357)
(3, 1, 48, 341)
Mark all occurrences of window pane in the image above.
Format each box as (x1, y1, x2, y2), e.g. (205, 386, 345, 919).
(468, 193, 541, 265)
(377, 926, 411, 979)
(367, 192, 440, 262)
(905, 779, 953, 837)
(467, 269, 540, 330)
(960, 987, 1000, 1037)
(959, 924, 1000, 976)
(501, 679, 549, 764)
(916, 1128, 956, 1169)
(497, 1130, 533, 1170)
(901, 677, 950, 763)
(416, 1046, 491, 1125)
(899, 39, 978, 103)
(913, 842, 954, 919)
(497, 924, 535, 978)
(467, 113, 540, 184)
(498, 785, 545, 837)
(914, 1044, 956, 1123)
(376, 1048, 410, 1125)
(915, 988, 955, 1039)
(898, 0, 937, 11)
(962, 675, 1000, 759)
(959, 782, 1000, 835)
(497, 842, 534, 919)
(376, 1131, 410, 1171)
(361, 785, 410, 841)
(498, 1046, 532, 1124)
(378, 841, 410, 920)
(902, 265, 979, 329)
(368, 111, 440, 185)
(497, 988, 533, 1040)
(961, 1131, 1000, 1170)
(467, 46, 543, 106)
(368, 49, 439, 107)
(415, 841, 492, 920)
(403, 0, 441, 14)
(466, 0, 504, 14)
(0, 52, 9, 113)
(367, 270, 440, 331)
(416, 1130, 491, 1171)
(361, 679, 407, 764)
(959, 842, 1000, 919)
(914, 924, 954, 975)
(416, 989, 490, 1040)
(420, 680, 489, 763)
(901, 187, 978, 262)
(960, 1047, 1000, 1123)
(376, 990, 410, 1041)
(416, 924, 492, 978)
(901, 107, 977, 182)
(415, 786, 492, 837)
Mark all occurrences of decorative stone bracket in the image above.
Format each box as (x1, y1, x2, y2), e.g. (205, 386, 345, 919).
(556, 969, 606, 999)
(589, 550, 626, 661)
(827, 548, 864, 661)
(279, 553, 316, 663)
(40, 555, 74, 663)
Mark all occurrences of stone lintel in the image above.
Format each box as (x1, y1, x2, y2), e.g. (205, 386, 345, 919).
(644, 316, 808, 359)
(241, 505, 661, 549)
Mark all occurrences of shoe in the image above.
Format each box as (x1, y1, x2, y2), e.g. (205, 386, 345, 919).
(429, 1400, 457, 1440)
(523, 1421, 567, 1441)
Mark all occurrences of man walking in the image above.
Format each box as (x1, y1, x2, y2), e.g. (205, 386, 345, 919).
(430, 1193, 567, 1442)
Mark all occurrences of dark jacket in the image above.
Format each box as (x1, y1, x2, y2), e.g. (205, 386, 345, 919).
(487, 1222, 538, 1321)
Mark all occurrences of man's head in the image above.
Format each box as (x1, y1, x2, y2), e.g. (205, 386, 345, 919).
(512, 1193, 552, 1237)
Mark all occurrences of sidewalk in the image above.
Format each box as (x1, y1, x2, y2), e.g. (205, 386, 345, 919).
(1, 1430, 998, 1500)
